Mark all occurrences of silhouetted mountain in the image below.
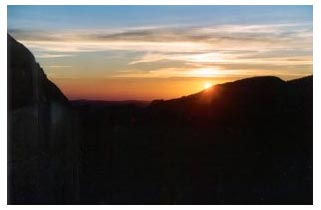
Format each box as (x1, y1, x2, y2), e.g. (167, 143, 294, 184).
(143, 75, 313, 204)
(8, 35, 312, 204)
(71, 75, 312, 204)
(7, 34, 79, 204)
(150, 76, 306, 114)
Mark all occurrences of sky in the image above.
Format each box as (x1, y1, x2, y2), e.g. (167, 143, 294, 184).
(7, 6, 313, 100)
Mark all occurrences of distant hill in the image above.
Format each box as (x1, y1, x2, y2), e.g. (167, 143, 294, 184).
(149, 75, 312, 122)
(150, 75, 312, 107)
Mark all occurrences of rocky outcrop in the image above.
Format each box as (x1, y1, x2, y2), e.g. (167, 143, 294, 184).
(8, 35, 79, 204)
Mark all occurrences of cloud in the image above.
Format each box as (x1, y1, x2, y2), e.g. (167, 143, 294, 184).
(8, 23, 312, 53)
(128, 52, 312, 67)
(44, 65, 73, 68)
(112, 65, 311, 79)
(35, 53, 74, 58)
(8, 23, 312, 79)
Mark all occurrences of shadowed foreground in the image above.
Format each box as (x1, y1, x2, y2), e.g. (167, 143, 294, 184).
(8, 35, 312, 204)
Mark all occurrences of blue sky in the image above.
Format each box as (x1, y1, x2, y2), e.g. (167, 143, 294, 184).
(7, 6, 313, 100)
(8, 6, 312, 30)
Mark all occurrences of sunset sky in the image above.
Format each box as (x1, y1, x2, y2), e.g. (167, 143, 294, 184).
(8, 6, 312, 100)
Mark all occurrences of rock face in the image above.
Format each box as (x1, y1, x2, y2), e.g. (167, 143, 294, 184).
(8, 35, 79, 204)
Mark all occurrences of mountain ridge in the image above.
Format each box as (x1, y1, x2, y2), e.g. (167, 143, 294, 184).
(151, 75, 312, 106)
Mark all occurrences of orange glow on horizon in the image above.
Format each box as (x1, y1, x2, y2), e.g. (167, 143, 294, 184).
(49, 77, 230, 101)
(49, 74, 308, 101)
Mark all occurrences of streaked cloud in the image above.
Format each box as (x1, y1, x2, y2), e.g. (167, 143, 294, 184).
(9, 22, 312, 81)
(10, 23, 312, 52)
(7, 6, 313, 100)
(36, 53, 74, 58)
(44, 65, 73, 68)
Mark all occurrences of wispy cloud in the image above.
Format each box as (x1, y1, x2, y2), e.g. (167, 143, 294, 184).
(35, 53, 74, 58)
(8, 23, 312, 79)
(44, 65, 73, 68)
(9, 23, 312, 53)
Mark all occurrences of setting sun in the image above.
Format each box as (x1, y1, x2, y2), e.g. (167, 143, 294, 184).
(203, 82, 212, 89)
